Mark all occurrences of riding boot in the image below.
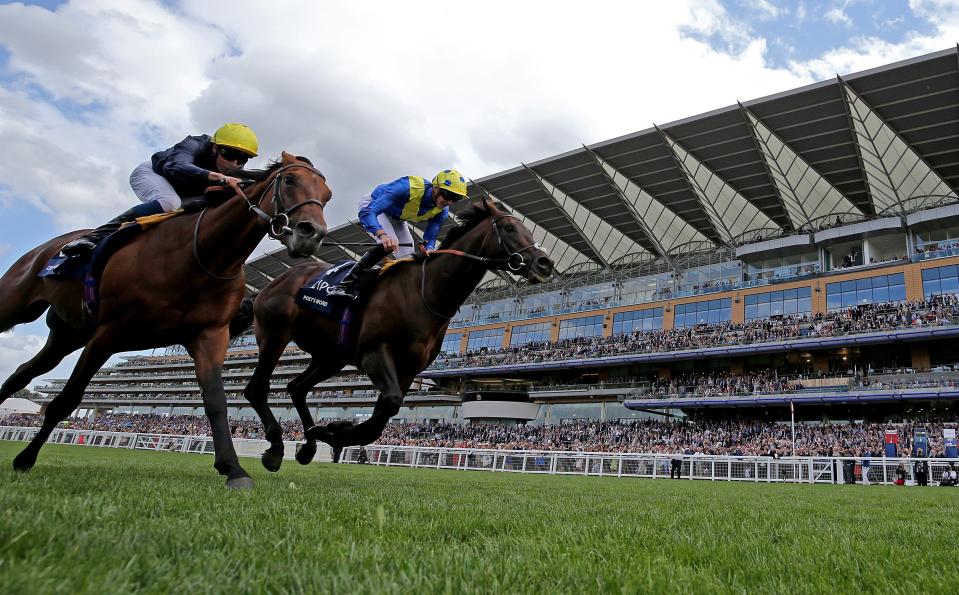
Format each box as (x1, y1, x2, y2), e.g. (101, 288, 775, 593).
(337, 244, 388, 298)
(60, 200, 165, 255)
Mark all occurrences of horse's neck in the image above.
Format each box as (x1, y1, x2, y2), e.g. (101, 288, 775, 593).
(421, 224, 493, 315)
(192, 184, 271, 275)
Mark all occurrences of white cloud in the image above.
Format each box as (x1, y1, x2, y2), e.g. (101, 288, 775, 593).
(0, 330, 46, 388)
(824, 7, 853, 27)
(744, 0, 784, 21)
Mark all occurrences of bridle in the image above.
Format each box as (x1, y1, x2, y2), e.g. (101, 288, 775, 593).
(244, 163, 328, 239)
(193, 162, 328, 280)
(419, 212, 543, 319)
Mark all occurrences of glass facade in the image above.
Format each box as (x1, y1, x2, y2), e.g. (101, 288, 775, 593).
(745, 287, 812, 320)
(921, 265, 959, 299)
(674, 299, 732, 328)
(467, 328, 505, 351)
(558, 315, 604, 340)
(613, 308, 664, 334)
(826, 272, 906, 310)
(510, 322, 552, 346)
(440, 332, 463, 354)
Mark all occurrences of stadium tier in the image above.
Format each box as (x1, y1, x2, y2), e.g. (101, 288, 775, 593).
(27, 48, 959, 428)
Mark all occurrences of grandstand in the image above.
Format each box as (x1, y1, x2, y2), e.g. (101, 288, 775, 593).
(24, 48, 959, 450)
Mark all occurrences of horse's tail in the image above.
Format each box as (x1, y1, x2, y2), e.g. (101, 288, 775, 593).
(229, 295, 256, 339)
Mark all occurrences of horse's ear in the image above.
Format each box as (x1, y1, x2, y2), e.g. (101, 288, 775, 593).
(280, 151, 295, 163)
(482, 198, 493, 214)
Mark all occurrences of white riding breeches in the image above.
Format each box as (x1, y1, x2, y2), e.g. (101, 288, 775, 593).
(129, 161, 181, 212)
(358, 195, 415, 258)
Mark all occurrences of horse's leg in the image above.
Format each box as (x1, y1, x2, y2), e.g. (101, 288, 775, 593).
(288, 358, 341, 465)
(188, 327, 251, 489)
(312, 344, 406, 449)
(0, 313, 87, 404)
(242, 328, 290, 473)
(12, 333, 112, 472)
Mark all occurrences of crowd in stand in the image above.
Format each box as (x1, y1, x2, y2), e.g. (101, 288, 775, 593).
(432, 295, 959, 370)
(3, 413, 954, 458)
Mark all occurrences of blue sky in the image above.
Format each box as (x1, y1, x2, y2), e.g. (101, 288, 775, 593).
(0, 0, 956, 387)
(686, 0, 941, 67)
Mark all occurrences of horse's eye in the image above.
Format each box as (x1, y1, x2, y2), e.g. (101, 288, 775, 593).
(284, 175, 295, 184)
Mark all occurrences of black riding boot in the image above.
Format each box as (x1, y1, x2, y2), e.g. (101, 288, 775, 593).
(337, 244, 388, 298)
(61, 200, 165, 255)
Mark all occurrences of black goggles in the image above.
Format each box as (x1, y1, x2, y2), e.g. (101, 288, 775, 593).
(440, 189, 463, 203)
(218, 147, 250, 165)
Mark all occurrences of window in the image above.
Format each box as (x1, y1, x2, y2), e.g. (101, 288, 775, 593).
(467, 328, 505, 351)
(674, 299, 731, 328)
(826, 273, 906, 311)
(440, 332, 463, 354)
(510, 322, 552, 346)
(744, 287, 812, 320)
(922, 265, 959, 299)
(613, 308, 664, 334)
(558, 315, 604, 340)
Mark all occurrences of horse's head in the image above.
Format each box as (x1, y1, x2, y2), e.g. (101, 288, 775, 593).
(448, 199, 554, 283)
(244, 151, 332, 257)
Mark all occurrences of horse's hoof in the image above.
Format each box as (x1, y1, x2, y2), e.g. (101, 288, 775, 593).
(226, 476, 254, 490)
(12, 455, 34, 473)
(295, 441, 317, 465)
(261, 451, 283, 473)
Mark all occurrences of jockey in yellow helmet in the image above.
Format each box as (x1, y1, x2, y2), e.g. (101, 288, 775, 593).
(335, 169, 468, 297)
(61, 123, 259, 255)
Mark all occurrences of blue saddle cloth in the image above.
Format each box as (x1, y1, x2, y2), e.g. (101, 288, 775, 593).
(296, 260, 356, 316)
(38, 223, 144, 317)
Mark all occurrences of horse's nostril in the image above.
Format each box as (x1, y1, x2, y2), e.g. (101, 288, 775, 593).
(295, 221, 317, 237)
(535, 256, 553, 271)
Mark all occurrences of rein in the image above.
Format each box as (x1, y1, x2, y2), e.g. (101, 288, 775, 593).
(193, 162, 327, 280)
(418, 214, 541, 320)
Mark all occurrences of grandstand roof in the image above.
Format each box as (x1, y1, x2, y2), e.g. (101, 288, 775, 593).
(244, 47, 959, 291)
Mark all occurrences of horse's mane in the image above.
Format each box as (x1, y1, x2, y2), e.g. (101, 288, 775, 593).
(439, 200, 505, 248)
(239, 155, 314, 182)
(375, 200, 504, 280)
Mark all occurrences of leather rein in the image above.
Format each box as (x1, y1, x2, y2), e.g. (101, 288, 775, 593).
(193, 163, 327, 281)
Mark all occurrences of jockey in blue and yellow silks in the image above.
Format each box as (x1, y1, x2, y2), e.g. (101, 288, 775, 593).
(337, 169, 468, 297)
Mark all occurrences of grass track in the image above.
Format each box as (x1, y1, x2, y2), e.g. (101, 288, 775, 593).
(0, 442, 956, 594)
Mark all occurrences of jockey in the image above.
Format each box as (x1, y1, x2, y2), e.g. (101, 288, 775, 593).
(337, 169, 468, 296)
(61, 123, 259, 255)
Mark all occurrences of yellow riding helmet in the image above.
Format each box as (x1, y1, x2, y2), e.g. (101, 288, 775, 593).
(212, 123, 259, 157)
(432, 169, 468, 197)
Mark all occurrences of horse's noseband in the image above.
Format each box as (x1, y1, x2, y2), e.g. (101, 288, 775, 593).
(247, 163, 327, 239)
(490, 216, 540, 272)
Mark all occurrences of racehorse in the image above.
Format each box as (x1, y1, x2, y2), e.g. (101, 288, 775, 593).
(239, 199, 554, 470)
(0, 152, 331, 488)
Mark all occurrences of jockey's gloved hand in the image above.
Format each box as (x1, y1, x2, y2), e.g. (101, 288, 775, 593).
(413, 243, 430, 263)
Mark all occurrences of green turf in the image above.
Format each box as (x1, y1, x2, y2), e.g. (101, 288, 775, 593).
(0, 443, 956, 594)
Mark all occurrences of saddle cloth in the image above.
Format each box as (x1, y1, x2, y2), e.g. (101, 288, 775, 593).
(295, 260, 355, 316)
(38, 209, 186, 317)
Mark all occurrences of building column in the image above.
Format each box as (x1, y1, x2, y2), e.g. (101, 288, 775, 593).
(911, 345, 930, 371)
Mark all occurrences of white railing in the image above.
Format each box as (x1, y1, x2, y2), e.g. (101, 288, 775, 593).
(338, 444, 958, 485)
(3, 426, 954, 485)
(0, 425, 332, 462)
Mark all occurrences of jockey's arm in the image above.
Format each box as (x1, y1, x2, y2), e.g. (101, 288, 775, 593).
(156, 135, 214, 185)
(358, 177, 411, 237)
(421, 207, 449, 251)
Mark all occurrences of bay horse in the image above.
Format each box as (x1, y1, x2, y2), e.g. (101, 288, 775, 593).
(240, 199, 554, 470)
(0, 152, 331, 488)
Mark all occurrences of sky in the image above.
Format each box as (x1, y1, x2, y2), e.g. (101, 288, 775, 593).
(0, 0, 957, 388)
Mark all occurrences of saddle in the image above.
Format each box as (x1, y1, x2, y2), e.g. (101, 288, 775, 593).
(296, 260, 383, 348)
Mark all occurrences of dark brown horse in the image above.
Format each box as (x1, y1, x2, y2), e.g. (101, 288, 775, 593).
(241, 199, 554, 470)
(0, 152, 331, 488)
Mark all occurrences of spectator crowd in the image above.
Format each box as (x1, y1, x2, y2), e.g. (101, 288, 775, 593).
(3, 413, 955, 458)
